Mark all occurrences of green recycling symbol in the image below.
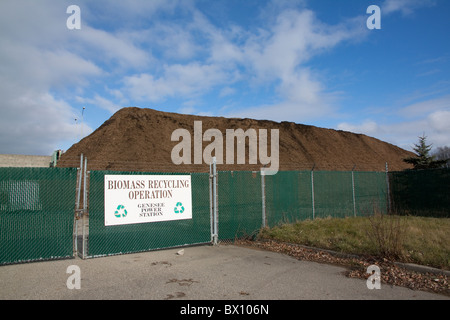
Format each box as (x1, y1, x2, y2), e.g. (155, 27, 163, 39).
(114, 205, 127, 218)
(174, 202, 185, 214)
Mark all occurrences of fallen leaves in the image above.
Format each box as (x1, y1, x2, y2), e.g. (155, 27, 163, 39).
(235, 239, 450, 297)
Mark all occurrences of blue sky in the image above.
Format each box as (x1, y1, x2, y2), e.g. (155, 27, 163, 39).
(1, 0, 449, 156)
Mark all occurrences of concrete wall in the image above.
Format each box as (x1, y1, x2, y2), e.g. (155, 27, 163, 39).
(0, 154, 52, 168)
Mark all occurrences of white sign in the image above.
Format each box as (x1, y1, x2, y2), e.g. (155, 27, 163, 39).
(104, 175, 192, 226)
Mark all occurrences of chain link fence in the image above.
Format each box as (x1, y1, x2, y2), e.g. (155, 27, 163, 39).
(85, 170, 211, 258)
(3, 158, 447, 264)
(389, 168, 450, 218)
(217, 171, 263, 241)
(0, 167, 77, 265)
(264, 170, 314, 226)
(247, 169, 387, 230)
(215, 168, 388, 242)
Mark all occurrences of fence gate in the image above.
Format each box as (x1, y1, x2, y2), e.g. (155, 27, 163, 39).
(76, 158, 213, 259)
(0, 167, 78, 265)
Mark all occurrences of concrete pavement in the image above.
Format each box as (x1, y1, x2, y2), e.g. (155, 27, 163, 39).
(0, 244, 448, 300)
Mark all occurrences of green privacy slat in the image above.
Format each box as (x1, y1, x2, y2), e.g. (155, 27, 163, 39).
(87, 171, 211, 257)
(389, 168, 450, 218)
(0, 167, 77, 264)
(264, 170, 388, 226)
(3, 165, 445, 263)
(217, 171, 262, 240)
(265, 171, 313, 226)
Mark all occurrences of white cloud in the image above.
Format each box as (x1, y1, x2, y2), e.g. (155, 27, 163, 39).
(229, 70, 337, 122)
(0, 0, 156, 154)
(382, 0, 436, 16)
(1, 0, 444, 156)
(136, 24, 200, 61)
(122, 6, 366, 122)
(222, 8, 366, 122)
(76, 95, 122, 114)
(73, 26, 152, 70)
(427, 110, 450, 133)
(0, 89, 89, 155)
(124, 62, 235, 102)
(0, 31, 100, 154)
(243, 9, 363, 77)
(337, 103, 450, 151)
(219, 87, 236, 98)
(81, 0, 183, 23)
(1, 44, 101, 92)
(397, 95, 450, 118)
(337, 120, 380, 136)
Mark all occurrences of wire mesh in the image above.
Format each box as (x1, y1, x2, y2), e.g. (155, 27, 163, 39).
(354, 171, 388, 215)
(263, 170, 389, 226)
(2, 160, 447, 264)
(265, 171, 313, 227)
(312, 171, 354, 218)
(0, 167, 77, 264)
(217, 171, 262, 241)
(87, 170, 211, 257)
(389, 168, 450, 217)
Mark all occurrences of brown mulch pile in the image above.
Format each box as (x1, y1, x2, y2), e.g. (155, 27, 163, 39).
(235, 239, 450, 297)
(58, 107, 413, 172)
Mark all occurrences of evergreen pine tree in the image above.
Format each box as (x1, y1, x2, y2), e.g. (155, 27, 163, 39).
(403, 134, 447, 169)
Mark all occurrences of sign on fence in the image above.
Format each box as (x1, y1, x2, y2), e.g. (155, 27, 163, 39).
(104, 175, 192, 226)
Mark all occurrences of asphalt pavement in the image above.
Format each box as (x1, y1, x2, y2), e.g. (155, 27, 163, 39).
(0, 244, 448, 301)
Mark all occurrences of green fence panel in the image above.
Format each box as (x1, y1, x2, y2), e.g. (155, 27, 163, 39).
(217, 171, 262, 240)
(88, 171, 211, 257)
(312, 171, 354, 218)
(0, 167, 77, 264)
(265, 171, 313, 226)
(2, 165, 446, 264)
(389, 168, 450, 217)
(354, 171, 388, 216)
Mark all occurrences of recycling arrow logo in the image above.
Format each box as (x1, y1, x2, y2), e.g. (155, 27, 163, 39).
(114, 204, 127, 218)
(174, 202, 185, 214)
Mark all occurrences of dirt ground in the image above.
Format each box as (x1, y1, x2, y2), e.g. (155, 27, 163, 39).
(58, 107, 414, 172)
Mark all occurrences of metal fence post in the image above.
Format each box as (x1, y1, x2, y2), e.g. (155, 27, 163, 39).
(83, 156, 87, 212)
(352, 165, 356, 217)
(76, 154, 83, 214)
(210, 157, 218, 245)
(311, 164, 315, 219)
(82, 156, 87, 259)
(385, 162, 391, 214)
(209, 161, 213, 242)
(261, 169, 266, 228)
(73, 154, 83, 256)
